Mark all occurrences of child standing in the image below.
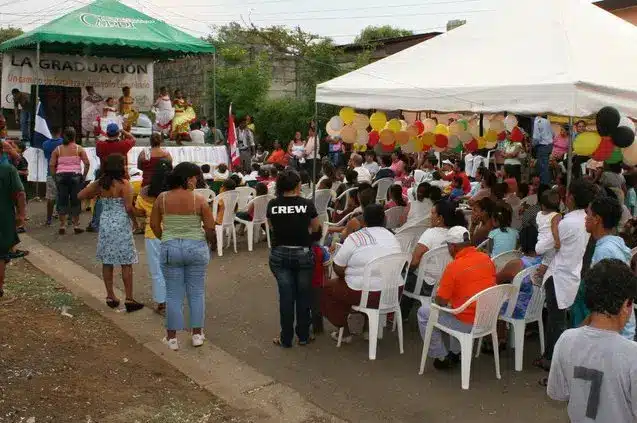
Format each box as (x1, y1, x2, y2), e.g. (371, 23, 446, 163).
(488, 201, 519, 257)
(625, 173, 637, 217)
(534, 189, 562, 276)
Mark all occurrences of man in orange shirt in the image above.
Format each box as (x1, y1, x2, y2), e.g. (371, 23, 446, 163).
(417, 226, 496, 369)
(266, 141, 288, 167)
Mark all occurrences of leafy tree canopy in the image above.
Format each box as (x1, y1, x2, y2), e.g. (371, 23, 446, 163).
(354, 25, 413, 44)
(0, 26, 23, 44)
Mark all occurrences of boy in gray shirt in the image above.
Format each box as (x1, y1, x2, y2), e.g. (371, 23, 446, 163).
(548, 258, 637, 422)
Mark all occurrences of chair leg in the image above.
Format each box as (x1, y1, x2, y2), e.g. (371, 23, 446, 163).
(459, 336, 473, 390)
(537, 318, 545, 355)
(265, 222, 271, 249)
(232, 225, 237, 253)
(336, 327, 344, 348)
(491, 332, 501, 380)
(395, 309, 404, 354)
(216, 226, 223, 257)
(475, 337, 483, 358)
(419, 320, 435, 375)
(378, 315, 386, 340)
(367, 312, 380, 360)
(246, 224, 254, 252)
(513, 321, 525, 372)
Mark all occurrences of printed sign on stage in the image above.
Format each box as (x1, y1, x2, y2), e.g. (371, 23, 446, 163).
(1, 50, 153, 110)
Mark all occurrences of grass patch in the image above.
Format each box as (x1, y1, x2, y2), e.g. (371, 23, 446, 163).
(5, 261, 77, 309)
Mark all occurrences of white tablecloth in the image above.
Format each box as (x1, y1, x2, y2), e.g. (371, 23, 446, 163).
(24, 145, 229, 182)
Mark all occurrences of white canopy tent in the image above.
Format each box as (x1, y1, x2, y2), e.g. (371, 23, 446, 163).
(316, 0, 637, 117)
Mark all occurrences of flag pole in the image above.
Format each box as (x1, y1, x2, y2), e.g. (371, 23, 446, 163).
(212, 52, 217, 144)
(34, 42, 41, 200)
(311, 101, 318, 200)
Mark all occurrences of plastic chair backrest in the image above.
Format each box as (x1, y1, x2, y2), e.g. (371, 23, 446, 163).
(503, 264, 542, 319)
(414, 169, 426, 184)
(236, 186, 256, 210)
(194, 188, 215, 204)
(385, 206, 406, 230)
(492, 250, 523, 272)
(415, 245, 453, 296)
(332, 180, 342, 193)
(476, 238, 490, 253)
(373, 177, 394, 202)
(213, 190, 240, 226)
(470, 285, 518, 337)
(394, 225, 425, 254)
(262, 151, 269, 162)
(314, 189, 334, 215)
(249, 194, 274, 224)
(359, 252, 410, 310)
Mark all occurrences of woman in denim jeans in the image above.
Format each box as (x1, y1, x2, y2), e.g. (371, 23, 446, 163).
(49, 127, 90, 234)
(266, 170, 321, 348)
(150, 162, 215, 351)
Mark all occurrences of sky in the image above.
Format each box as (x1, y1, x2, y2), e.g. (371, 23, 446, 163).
(0, 0, 505, 44)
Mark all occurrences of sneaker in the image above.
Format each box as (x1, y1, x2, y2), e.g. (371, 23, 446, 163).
(330, 330, 352, 344)
(192, 333, 205, 347)
(163, 337, 179, 351)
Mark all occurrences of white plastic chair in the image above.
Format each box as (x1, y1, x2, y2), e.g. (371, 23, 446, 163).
(492, 250, 523, 272)
(419, 284, 517, 390)
(320, 208, 360, 245)
(329, 187, 357, 217)
(301, 183, 313, 198)
(194, 188, 215, 205)
(476, 238, 490, 254)
(394, 226, 425, 256)
(235, 186, 256, 211)
(495, 265, 545, 371)
(212, 190, 240, 256)
(413, 169, 426, 184)
(385, 206, 406, 230)
(313, 189, 334, 225)
(403, 246, 453, 307)
(373, 177, 394, 204)
(336, 252, 410, 360)
(234, 194, 273, 251)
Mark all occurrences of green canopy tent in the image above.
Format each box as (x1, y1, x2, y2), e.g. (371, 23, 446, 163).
(0, 0, 215, 58)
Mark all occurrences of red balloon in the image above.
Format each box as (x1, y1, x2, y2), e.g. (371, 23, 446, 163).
(381, 142, 395, 152)
(510, 126, 524, 143)
(465, 138, 478, 153)
(592, 136, 614, 161)
(434, 134, 448, 148)
(414, 120, 425, 135)
(368, 130, 380, 147)
(422, 145, 431, 152)
(497, 131, 507, 141)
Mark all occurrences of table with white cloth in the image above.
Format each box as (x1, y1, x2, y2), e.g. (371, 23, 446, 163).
(23, 146, 229, 182)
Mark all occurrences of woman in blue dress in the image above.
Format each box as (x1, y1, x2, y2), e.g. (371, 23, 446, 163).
(79, 153, 143, 312)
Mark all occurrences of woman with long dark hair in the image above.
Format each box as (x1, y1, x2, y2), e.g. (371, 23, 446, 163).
(134, 159, 173, 315)
(78, 154, 143, 312)
(137, 132, 172, 187)
(49, 127, 90, 234)
(150, 162, 215, 351)
(267, 169, 321, 347)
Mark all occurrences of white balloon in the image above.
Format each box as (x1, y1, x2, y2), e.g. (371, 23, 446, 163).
(327, 116, 344, 131)
(504, 115, 518, 132)
(619, 115, 636, 133)
(356, 128, 368, 145)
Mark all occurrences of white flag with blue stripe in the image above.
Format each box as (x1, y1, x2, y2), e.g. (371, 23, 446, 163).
(32, 101, 51, 148)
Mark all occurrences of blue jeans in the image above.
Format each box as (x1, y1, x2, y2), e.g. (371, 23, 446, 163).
(535, 144, 553, 185)
(328, 152, 342, 168)
(55, 173, 82, 217)
(89, 198, 103, 230)
(145, 238, 166, 304)
(20, 110, 31, 143)
(269, 246, 314, 347)
(161, 239, 210, 331)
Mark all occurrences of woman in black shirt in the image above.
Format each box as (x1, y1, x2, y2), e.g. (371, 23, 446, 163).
(267, 170, 321, 347)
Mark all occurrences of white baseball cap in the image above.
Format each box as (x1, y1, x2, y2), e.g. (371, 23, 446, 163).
(446, 226, 470, 244)
(442, 159, 454, 166)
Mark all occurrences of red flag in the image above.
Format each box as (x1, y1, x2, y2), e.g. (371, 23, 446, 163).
(227, 104, 240, 169)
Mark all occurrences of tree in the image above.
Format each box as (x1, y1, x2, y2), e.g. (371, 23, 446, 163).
(0, 26, 22, 44)
(354, 25, 413, 44)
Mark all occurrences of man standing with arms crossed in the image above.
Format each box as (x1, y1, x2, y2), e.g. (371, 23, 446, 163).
(12, 89, 32, 143)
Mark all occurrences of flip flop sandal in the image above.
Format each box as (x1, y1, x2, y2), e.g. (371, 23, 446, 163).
(538, 377, 548, 387)
(105, 298, 120, 309)
(272, 337, 292, 348)
(532, 357, 551, 372)
(125, 300, 144, 313)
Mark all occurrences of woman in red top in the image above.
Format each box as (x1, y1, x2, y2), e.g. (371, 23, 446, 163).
(138, 132, 172, 187)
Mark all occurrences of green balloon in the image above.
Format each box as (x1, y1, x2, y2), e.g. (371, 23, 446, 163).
(605, 148, 623, 164)
(453, 144, 463, 153)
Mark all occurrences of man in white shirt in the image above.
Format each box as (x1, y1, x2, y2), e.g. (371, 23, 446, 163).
(547, 259, 637, 423)
(532, 115, 554, 185)
(363, 151, 380, 177)
(539, 179, 595, 370)
(237, 119, 255, 171)
(188, 121, 206, 145)
(349, 153, 372, 184)
(323, 204, 401, 343)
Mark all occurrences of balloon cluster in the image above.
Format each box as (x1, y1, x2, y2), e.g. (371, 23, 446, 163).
(572, 106, 636, 165)
(326, 108, 526, 155)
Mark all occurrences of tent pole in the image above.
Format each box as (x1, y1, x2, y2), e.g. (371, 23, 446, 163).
(311, 102, 318, 201)
(212, 52, 217, 144)
(567, 116, 574, 190)
(34, 42, 41, 199)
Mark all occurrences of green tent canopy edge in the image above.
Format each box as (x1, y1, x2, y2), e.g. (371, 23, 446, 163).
(0, 0, 215, 59)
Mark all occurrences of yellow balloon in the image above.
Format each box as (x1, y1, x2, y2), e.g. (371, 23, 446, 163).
(340, 125, 357, 144)
(573, 132, 602, 156)
(434, 124, 449, 136)
(412, 137, 423, 152)
(477, 136, 487, 149)
(485, 129, 498, 143)
(387, 118, 402, 133)
(369, 112, 387, 131)
(379, 129, 395, 145)
(422, 132, 435, 146)
(395, 131, 410, 145)
(339, 107, 355, 125)
(352, 114, 370, 130)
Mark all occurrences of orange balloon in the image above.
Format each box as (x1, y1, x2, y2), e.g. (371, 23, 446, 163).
(407, 125, 420, 138)
(395, 131, 410, 145)
(379, 129, 395, 145)
(340, 125, 357, 144)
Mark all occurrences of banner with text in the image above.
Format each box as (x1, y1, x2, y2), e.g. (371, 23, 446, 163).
(1, 51, 153, 110)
